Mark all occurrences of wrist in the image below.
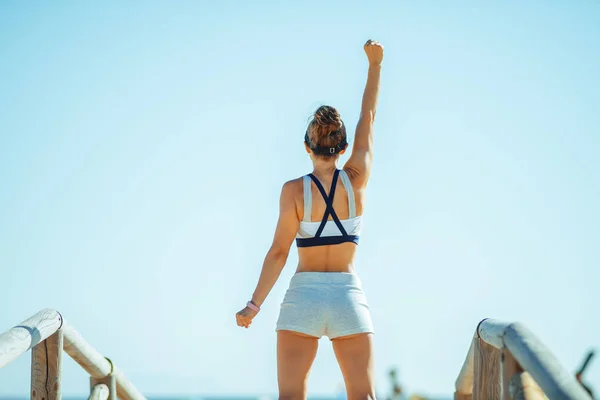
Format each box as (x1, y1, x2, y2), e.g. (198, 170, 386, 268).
(250, 297, 262, 308)
(246, 300, 260, 312)
(369, 63, 382, 69)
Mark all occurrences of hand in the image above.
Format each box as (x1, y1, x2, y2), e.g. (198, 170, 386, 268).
(364, 39, 384, 66)
(236, 306, 258, 328)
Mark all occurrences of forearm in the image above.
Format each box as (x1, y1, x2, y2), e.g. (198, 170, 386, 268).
(250, 248, 288, 307)
(361, 64, 381, 120)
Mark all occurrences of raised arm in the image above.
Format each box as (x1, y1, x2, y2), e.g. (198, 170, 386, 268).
(236, 180, 300, 328)
(344, 40, 384, 188)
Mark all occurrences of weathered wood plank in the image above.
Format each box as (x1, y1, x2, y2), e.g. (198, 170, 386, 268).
(473, 338, 501, 400)
(30, 330, 63, 400)
(31, 340, 48, 400)
(0, 309, 62, 368)
(46, 330, 63, 400)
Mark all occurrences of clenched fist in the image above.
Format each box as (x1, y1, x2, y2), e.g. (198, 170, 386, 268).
(364, 39, 384, 66)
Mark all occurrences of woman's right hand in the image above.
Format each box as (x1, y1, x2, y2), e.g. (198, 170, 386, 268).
(364, 39, 384, 66)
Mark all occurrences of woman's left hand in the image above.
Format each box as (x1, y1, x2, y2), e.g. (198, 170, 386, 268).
(236, 306, 258, 328)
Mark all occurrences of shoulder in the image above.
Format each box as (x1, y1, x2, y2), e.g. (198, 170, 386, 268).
(279, 176, 305, 202)
(281, 176, 304, 196)
(279, 177, 305, 218)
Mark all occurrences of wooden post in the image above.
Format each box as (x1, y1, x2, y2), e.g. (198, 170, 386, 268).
(3, 310, 146, 400)
(455, 336, 476, 400)
(46, 330, 63, 400)
(509, 372, 546, 400)
(473, 338, 501, 400)
(31, 340, 48, 400)
(88, 384, 109, 400)
(91, 375, 116, 400)
(454, 393, 473, 400)
(31, 330, 63, 400)
(457, 319, 592, 400)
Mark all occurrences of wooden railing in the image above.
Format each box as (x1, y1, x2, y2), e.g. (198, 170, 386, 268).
(0, 308, 145, 400)
(454, 318, 592, 400)
(4, 311, 592, 400)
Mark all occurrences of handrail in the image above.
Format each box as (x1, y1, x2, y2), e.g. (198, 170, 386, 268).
(455, 318, 592, 400)
(0, 308, 146, 400)
(0, 308, 62, 368)
(63, 322, 145, 400)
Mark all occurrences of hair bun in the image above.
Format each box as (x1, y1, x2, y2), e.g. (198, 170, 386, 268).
(314, 105, 343, 132)
(305, 105, 347, 157)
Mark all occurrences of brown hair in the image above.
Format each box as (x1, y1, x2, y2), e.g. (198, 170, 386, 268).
(305, 105, 347, 157)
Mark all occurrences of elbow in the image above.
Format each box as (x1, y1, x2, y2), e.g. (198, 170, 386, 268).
(268, 246, 290, 264)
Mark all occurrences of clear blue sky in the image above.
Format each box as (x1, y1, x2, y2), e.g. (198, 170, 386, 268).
(1, 1, 599, 398)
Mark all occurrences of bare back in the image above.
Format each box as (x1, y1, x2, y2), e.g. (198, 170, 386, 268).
(293, 168, 365, 273)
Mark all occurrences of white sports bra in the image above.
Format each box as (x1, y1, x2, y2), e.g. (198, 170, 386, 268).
(296, 169, 362, 247)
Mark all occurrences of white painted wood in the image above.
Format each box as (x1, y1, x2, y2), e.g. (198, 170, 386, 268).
(88, 384, 109, 400)
(504, 323, 592, 400)
(62, 322, 146, 400)
(112, 365, 145, 400)
(477, 319, 508, 350)
(2, 310, 144, 400)
(91, 375, 116, 400)
(0, 309, 62, 368)
(62, 323, 112, 377)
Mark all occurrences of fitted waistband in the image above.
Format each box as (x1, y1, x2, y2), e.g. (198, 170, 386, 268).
(289, 272, 362, 288)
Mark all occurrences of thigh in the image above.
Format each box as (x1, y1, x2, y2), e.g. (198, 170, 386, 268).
(332, 333, 376, 400)
(277, 330, 319, 400)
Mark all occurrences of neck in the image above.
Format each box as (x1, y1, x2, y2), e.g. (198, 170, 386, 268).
(311, 158, 338, 175)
